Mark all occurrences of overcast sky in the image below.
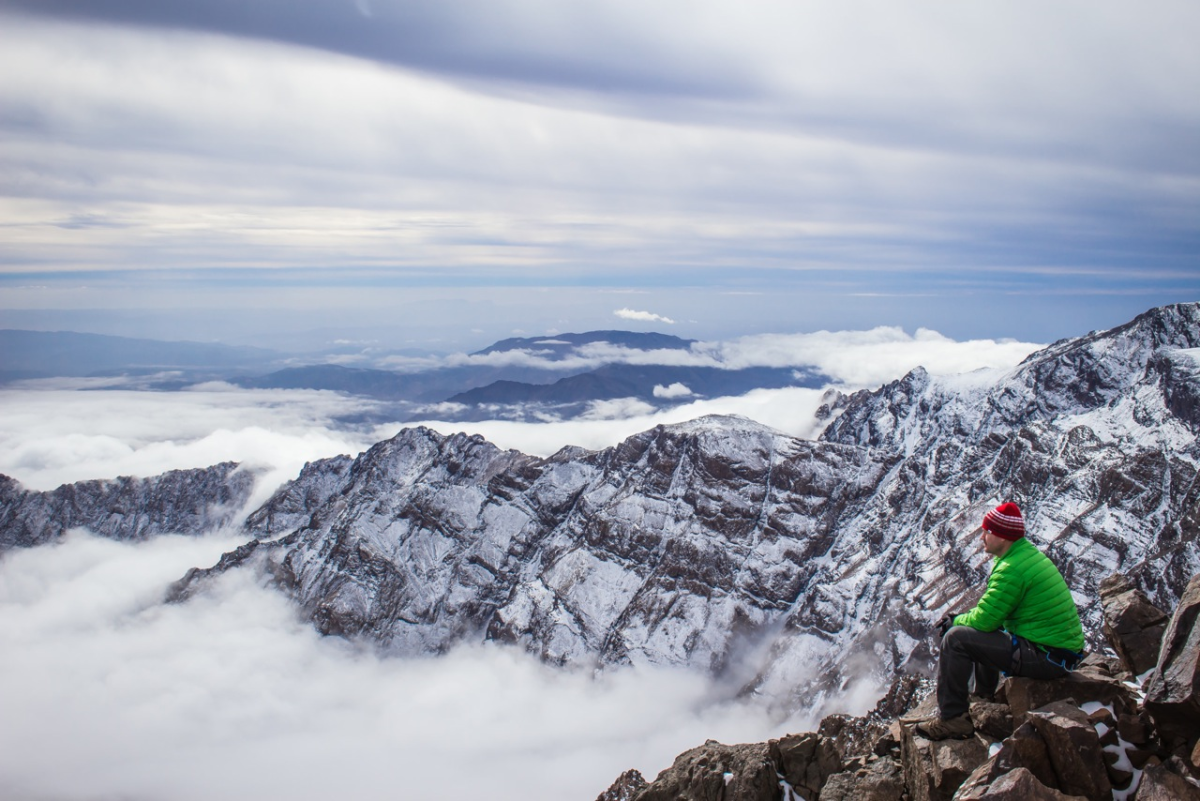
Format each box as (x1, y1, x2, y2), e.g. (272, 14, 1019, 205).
(1, 0, 1197, 348)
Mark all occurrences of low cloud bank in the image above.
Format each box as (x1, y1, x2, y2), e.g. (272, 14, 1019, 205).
(0, 325, 1024, 799)
(415, 386, 835, 456)
(0, 532, 804, 801)
(0, 384, 387, 493)
(437, 327, 1039, 388)
(0, 327, 1041, 490)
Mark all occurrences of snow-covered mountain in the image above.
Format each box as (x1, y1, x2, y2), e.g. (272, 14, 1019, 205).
(164, 302, 1200, 712)
(4, 303, 1198, 715)
(0, 463, 258, 549)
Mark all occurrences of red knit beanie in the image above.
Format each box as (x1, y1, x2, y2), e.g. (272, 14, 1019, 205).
(983, 502, 1025, 540)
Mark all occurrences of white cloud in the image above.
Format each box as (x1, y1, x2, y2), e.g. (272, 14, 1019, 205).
(0, 531, 806, 801)
(703, 328, 1041, 388)
(614, 308, 676, 325)
(422, 326, 1041, 388)
(581, 397, 658, 420)
(0, 385, 383, 497)
(654, 382, 695, 398)
(414, 386, 837, 456)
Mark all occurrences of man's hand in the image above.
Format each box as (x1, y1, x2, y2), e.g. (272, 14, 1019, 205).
(935, 613, 958, 637)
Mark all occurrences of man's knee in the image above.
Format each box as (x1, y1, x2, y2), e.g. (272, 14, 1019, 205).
(941, 624, 971, 651)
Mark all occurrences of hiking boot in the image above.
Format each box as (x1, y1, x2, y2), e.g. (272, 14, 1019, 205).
(914, 713, 974, 741)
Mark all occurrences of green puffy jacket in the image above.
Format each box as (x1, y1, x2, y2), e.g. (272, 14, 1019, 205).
(952, 537, 1085, 653)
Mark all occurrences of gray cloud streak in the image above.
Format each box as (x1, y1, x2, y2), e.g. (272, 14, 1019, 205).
(0, 0, 759, 100)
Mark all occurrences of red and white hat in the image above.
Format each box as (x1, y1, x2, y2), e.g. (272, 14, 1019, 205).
(983, 502, 1025, 541)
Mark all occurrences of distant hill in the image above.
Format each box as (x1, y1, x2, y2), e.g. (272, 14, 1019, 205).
(2, 328, 831, 421)
(473, 330, 694, 359)
(233, 364, 421, 398)
(236, 331, 708, 404)
(447, 364, 825, 406)
(0, 330, 281, 382)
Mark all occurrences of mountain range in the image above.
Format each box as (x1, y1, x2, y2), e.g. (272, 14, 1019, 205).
(1, 328, 820, 420)
(2, 302, 1198, 717)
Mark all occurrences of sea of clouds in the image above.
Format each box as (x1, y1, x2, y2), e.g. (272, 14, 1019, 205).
(0, 327, 1042, 800)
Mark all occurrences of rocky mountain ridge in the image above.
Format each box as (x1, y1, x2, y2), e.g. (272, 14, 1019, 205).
(166, 301, 1200, 713)
(2, 303, 1198, 718)
(0, 463, 258, 549)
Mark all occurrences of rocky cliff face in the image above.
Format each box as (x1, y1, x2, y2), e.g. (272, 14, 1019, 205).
(5, 303, 1199, 719)
(598, 570, 1200, 801)
(0, 463, 258, 549)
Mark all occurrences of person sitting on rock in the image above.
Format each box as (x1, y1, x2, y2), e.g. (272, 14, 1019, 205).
(915, 502, 1086, 741)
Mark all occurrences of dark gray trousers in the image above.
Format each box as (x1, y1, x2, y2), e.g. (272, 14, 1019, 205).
(937, 626, 1068, 719)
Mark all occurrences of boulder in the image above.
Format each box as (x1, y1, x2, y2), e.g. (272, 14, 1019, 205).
(597, 769, 648, 801)
(958, 720, 1059, 794)
(969, 701, 1014, 740)
(636, 740, 781, 801)
(1026, 700, 1112, 801)
(1134, 763, 1200, 801)
(768, 732, 842, 800)
(1116, 710, 1156, 747)
(956, 766, 1088, 800)
(899, 723, 987, 801)
(1100, 574, 1170, 677)
(819, 756, 904, 801)
(1001, 670, 1137, 723)
(1144, 572, 1200, 755)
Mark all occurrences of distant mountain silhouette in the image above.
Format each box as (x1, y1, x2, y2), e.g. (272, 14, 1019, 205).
(473, 330, 694, 359)
(0, 329, 280, 382)
(448, 364, 824, 406)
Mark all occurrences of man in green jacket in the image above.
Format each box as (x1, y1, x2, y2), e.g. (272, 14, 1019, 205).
(915, 502, 1086, 740)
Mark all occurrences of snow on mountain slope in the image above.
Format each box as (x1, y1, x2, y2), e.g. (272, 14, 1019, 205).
(0, 463, 259, 550)
(9, 303, 1197, 715)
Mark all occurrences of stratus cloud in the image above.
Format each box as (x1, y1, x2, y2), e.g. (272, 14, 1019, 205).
(0, 384, 385, 496)
(416, 386, 838, 456)
(0, 327, 1044, 495)
(615, 308, 676, 325)
(428, 327, 1040, 386)
(0, 531, 807, 801)
(700, 328, 1041, 387)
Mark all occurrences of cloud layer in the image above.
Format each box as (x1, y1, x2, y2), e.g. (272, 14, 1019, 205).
(0, 324, 1085, 799)
(0, 327, 1041, 491)
(0, 531, 802, 801)
(0, 383, 389, 493)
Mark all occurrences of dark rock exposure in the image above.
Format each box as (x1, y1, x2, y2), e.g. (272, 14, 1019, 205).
(599, 571, 1200, 800)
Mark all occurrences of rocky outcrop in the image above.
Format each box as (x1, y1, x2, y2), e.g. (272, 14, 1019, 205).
(633, 740, 782, 801)
(769, 732, 842, 799)
(958, 767, 1088, 800)
(1099, 574, 1170, 678)
(602, 570, 1200, 801)
(0, 463, 258, 549)
(1144, 573, 1200, 758)
(597, 769, 649, 801)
